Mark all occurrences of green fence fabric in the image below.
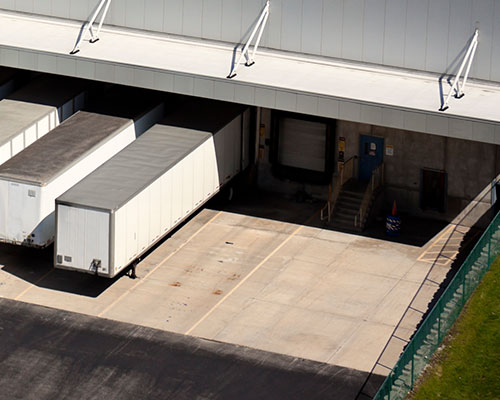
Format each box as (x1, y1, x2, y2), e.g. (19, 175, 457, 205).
(373, 211, 500, 400)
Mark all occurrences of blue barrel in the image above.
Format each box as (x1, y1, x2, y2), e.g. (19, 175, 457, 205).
(386, 215, 401, 236)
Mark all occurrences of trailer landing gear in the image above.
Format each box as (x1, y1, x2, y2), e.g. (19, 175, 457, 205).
(128, 261, 138, 279)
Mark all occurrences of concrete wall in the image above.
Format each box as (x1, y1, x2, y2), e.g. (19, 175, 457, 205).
(337, 120, 500, 223)
(1, 0, 499, 82)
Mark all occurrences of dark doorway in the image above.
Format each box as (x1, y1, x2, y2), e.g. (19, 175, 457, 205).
(359, 135, 384, 181)
(270, 111, 335, 184)
(420, 168, 447, 212)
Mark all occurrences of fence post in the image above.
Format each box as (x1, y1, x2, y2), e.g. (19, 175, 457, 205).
(438, 311, 441, 344)
(410, 341, 415, 390)
(488, 225, 492, 265)
(462, 272, 466, 306)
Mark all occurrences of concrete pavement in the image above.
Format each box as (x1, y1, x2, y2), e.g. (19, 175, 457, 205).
(0, 208, 440, 383)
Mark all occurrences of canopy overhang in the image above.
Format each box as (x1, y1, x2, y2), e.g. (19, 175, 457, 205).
(1, 10, 499, 144)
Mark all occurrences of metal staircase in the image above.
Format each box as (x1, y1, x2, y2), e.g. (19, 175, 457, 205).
(321, 157, 384, 232)
(330, 181, 367, 231)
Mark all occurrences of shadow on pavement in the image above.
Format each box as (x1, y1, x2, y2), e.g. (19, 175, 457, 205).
(0, 243, 118, 297)
(212, 184, 448, 248)
(0, 298, 386, 400)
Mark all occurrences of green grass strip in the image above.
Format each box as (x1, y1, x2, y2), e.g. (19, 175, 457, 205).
(410, 258, 500, 400)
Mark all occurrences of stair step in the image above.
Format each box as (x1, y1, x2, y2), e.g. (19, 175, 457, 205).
(333, 213, 356, 222)
(329, 221, 363, 232)
(336, 199, 362, 207)
(335, 207, 361, 215)
(336, 198, 363, 207)
(341, 191, 364, 199)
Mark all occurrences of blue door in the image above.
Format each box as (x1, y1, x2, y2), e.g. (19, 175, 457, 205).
(359, 135, 384, 181)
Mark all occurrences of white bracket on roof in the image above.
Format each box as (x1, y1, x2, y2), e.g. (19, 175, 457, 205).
(227, 1, 270, 79)
(70, 0, 112, 55)
(440, 29, 479, 112)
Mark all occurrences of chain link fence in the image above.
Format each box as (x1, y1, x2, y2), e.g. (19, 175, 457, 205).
(373, 210, 500, 400)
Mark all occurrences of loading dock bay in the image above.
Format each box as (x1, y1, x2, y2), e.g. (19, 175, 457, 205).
(0, 198, 474, 398)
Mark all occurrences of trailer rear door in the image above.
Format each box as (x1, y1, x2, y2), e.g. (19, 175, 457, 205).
(56, 204, 110, 275)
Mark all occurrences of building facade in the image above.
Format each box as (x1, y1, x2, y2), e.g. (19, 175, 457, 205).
(1, 0, 499, 227)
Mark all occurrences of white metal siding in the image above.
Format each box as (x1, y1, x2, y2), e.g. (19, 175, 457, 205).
(3, 182, 40, 244)
(3, 0, 498, 81)
(0, 180, 6, 241)
(56, 205, 110, 274)
(0, 90, 85, 166)
(1, 107, 160, 247)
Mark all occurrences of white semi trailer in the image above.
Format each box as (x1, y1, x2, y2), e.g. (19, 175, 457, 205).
(55, 99, 250, 278)
(0, 91, 165, 247)
(0, 74, 88, 166)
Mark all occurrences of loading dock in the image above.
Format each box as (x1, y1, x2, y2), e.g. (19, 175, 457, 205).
(0, 89, 164, 247)
(55, 99, 248, 277)
(0, 198, 470, 391)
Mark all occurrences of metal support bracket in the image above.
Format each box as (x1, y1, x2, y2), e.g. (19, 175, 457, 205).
(440, 29, 479, 112)
(70, 0, 112, 54)
(227, 1, 270, 79)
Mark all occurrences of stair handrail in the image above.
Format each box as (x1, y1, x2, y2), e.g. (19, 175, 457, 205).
(356, 162, 384, 228)
(321, 156, 357, 222)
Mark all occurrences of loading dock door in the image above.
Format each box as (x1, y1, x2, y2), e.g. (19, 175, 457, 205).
(277, 117, 327, 172)
(359, 135, 384, 181)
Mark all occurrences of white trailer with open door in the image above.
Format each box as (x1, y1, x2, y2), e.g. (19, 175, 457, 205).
(0, 74, 88, 166)
(0, 90, 165, 247)
(55, 99, 249, 277)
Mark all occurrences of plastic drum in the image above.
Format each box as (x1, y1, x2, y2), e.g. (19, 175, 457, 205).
(386, 215, 401, 236)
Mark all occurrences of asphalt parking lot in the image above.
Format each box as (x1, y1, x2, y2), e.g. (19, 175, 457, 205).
(0, 195, 471, 398)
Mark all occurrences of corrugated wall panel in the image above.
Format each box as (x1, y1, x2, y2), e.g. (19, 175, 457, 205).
(164, 0, 183, 34)
(1, 0, 498, 81)
(51, 0, 70, 18)
(321, 0, 343, 58)
(492, 2, 500, 82)
(301, 0, 322, 55)
(383, 0, 406, 67)
(281, 0, 302, 52)
(471, 0, 494, 80)
(362, 0, 385, 64)
(182, 0, 202, 37)
(33, 0, 51, 15)
(425, 0, 450, 74)
(266, 0, 281, 49)
(202, 0, 222, 40)
(341, 0, 364, 61)
(404, 0, 428, 71)
(15, 0, 32, 13)
(447, 0, 472, 76)
(221, 0, 242, 43)
(145, 0, 165, 32)
(125, 0, 145, 30)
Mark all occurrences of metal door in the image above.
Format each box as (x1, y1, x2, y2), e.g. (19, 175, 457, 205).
(359, 135, 384, 181)
(7, 182, 25, 242)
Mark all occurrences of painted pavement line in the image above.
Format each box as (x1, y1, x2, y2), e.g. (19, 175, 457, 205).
(98, 211, 222, 318)
(14, 269, 53, 301)
(185, 223, 304, 336)
(417, 224, 455, 261)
